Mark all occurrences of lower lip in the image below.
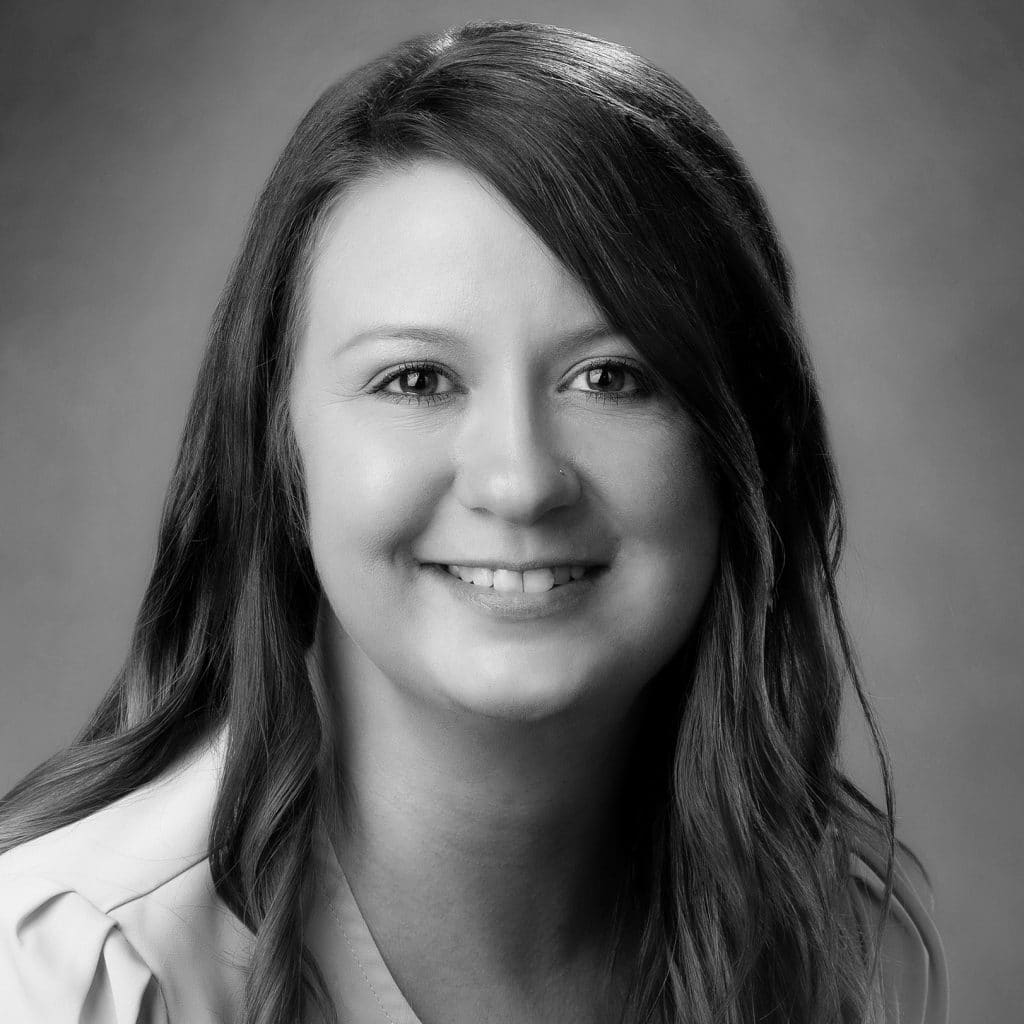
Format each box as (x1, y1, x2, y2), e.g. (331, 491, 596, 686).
(422, 564, 605, 621)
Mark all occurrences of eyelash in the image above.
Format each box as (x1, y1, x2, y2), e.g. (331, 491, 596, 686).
(372, 361, 459, 406)
(569, 360, 653, 404)
(371, 359, 653, 406)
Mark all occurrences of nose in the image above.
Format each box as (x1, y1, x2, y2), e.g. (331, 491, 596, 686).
(453, 383, 580, 524)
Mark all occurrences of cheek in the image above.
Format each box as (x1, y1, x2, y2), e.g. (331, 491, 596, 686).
(599, 426, 719, 621)
(596, 420, 718, 553)
(295, 407, 447, 580)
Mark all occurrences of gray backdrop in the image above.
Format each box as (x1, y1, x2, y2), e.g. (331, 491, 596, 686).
(2, 1, 1021, 1019)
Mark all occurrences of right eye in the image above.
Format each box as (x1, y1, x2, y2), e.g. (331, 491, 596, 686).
(373, 362, 458, 404)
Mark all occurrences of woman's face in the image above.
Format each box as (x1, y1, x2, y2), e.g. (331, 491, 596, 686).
(290, 159, 719, 724)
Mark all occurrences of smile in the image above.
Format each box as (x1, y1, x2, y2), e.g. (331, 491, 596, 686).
(443, 564, 589, 593)
(423, 562, 605, 621)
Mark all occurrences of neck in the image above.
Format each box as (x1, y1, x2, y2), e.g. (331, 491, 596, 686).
(315, 618, 643, 1017)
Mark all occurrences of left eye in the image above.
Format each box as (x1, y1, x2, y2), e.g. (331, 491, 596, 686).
(565, 362, 644, 395)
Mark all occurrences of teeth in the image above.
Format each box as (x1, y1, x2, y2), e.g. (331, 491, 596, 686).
(493, 569, 523, 593)
(443, 564, 590, 592)
(471, 567, 494, 587)
(523, 568, 555, 593)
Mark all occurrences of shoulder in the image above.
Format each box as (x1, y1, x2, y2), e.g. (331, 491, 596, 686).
(848, 833, 950, 1024)
(0, 726, 252, 1023)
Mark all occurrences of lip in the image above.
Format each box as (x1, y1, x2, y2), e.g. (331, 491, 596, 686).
(431, 559, 605, 572)
(422, 563, 605, 620)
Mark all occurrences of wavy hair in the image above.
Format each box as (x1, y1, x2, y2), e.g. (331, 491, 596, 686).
(0, 20, 918, 1024)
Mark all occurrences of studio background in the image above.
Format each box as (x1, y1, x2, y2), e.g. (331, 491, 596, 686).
(2, 1, 1020, 1020)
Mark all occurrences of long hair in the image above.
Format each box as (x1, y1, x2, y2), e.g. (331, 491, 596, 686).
(0, 21, 915, 1023)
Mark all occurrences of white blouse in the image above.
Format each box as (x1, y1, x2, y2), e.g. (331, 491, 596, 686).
(0, 729, 948, 1023)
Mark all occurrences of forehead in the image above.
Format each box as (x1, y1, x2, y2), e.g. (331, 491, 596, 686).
(303, 159, 603, 343)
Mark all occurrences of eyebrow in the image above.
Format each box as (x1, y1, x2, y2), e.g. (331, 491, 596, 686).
(330, 321, 624, 360)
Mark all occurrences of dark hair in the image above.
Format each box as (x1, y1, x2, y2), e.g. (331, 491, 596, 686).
(0, 20, 917, 1024)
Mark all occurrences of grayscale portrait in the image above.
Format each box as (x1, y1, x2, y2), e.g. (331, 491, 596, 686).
(2, 4, 1019, 1023)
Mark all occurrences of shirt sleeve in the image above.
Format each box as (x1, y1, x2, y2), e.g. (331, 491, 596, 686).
(850, 843, 950, 1024)
(0, 874, 168, 1023)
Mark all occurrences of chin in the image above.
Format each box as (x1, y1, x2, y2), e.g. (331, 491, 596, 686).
(431, 653, 619, 725)
(443, 686, 576, 724)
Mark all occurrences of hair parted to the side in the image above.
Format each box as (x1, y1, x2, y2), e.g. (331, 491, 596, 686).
(0, 20, 919, 1024)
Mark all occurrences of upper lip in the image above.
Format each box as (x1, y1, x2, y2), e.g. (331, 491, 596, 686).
(427, 559, 606, 571)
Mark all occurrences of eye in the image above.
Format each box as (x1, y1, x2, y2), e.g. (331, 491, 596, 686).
(374, 362, 457, 404)
(564, 360, 651, 402)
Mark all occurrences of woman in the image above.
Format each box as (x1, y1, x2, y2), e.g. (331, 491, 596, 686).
(0, 20, 947, 1024)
